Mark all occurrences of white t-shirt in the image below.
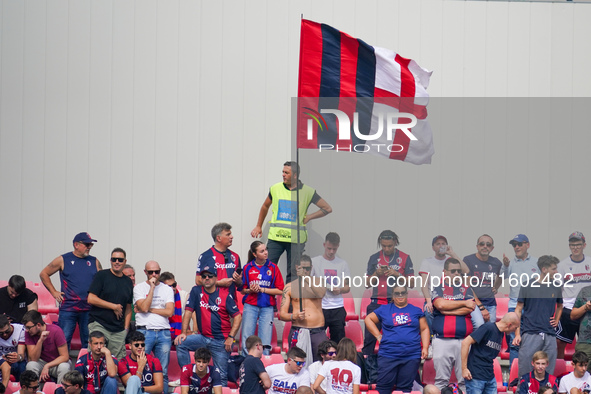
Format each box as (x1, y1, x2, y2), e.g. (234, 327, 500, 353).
(558, 255, 591, 309)
(318, 360, 361, 394)
(0, 323, 25, 355)
(133, 281, 175, 329)
(311, 255, 351, 309)
(558, 371, 591, 393)
(266, 363, 311, 394)
(308, 361, 327, 392)
(419, 256, 447, 289)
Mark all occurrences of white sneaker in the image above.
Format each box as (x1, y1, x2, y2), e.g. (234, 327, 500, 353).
(169, 379, 181, 387)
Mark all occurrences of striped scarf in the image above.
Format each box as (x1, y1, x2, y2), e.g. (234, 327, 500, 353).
(169, 290, 183, 340)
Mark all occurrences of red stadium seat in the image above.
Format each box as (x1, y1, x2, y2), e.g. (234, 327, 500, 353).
(344, 321, 364, 352)
(26, 282, 59, 314)
(5, 382, 20, 394)
(499, 334, 510, 360)
(261, 354, 285, 368)
(343, 297, 359, 321)
(42, 382, 60, 394)
(282, 322, 292, 354)
(554, 358, 574, 377)
(172, 387, 181, 394)
(76, 348, 89, 360)
(168, 351, 183, 384)
(508, 358, 519, 393)
(422, 359, 458, 384)
(565, 337, 577, 361)
(0, 280, 8, 288)
(221, 388, 239, 394)
(496, 297, 509, 322)
(494, 358, 507, 392)
(359, 383, 375, 391)
(70, 325, 82, 350)
(360, 289, 372, 320)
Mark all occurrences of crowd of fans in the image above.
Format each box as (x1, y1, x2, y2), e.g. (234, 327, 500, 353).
(1, 162, 591, 394)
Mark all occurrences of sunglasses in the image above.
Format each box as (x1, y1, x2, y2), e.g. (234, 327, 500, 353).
(478, 242, 493, 247)
(169, 282, 177, 288)
(380, 235, 395, 240)
(146, 270, 161, 275)
(133, 343, 146, 348)
(448, 269, 462, 274)
(292, 360, 305, 366)
(111, 257, 125, 262)
(327, 351, 336, 356)
(299, 266, 312, 271)
(512, 242, 524, 247)
(393, 291, 408, 296)
(201, 274, 215, 279)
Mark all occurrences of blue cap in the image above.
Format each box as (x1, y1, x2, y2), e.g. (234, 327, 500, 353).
(73, 232, 97, 244)
(509, 234, 529, 245)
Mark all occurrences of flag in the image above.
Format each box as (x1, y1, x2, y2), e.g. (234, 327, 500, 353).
(297, 19, 434, 165)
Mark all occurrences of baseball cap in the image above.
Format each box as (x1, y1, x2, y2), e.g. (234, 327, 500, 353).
(432, 235, 448, 245)
(73, 232, 97, 244)
(199, 266, 217, 276)
(569, 231, 586, 243)
(509, 234, 529, 245)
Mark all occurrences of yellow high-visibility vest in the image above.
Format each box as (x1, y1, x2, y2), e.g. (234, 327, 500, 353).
(268, 182, 315, 243)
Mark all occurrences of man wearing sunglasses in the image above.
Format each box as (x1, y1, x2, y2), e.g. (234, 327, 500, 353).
(118, 331, 163, 394)
(500, 234, 539, 368)
(307, 340, 337, 393)
(40, 232, 101, 349)
(134, 261, 174, 394)
(557, 232, 590, 359)
(266, 347, 310, 394)
(175, 265, 242, 387)
(460, 234, 502, 328)
(87, 248, 134, 360)
(0, 314, 27, 384)
(18, 370, 43, 394)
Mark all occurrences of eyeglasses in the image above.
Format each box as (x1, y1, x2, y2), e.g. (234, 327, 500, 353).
(24, 324, 36, 331)
(299, 266, 312, 271)
(448, 269, 462, 274)
(133, 343, 146, 348)
(478, 242, 493, 247)
(512, 242, 524, 247)
(570, 244, 584, 249)
(201, 274, 215, 279)
(393, 291, 408, 296)
(327, 351, 336, 356)
(111, 257, 125, 262)
(146, 270, 161, 275)
(291, 359, 305, 366)
(61, 383, 73, 389)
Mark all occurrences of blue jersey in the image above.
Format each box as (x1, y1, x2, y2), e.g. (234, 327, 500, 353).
(60, 252, 98, 311)
(181, 364, 221, 394)
(185, 286, 240, 341)
(518, 371, 558, 394)
(373, 303, 424, 359)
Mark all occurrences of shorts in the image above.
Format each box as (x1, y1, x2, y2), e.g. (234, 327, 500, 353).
(556, 308, 580, 343)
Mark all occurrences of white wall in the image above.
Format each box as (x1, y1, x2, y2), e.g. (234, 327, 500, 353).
(1, 0, 590, 292)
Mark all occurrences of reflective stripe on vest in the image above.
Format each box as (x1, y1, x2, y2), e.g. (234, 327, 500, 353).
(268, 182, 315, 243)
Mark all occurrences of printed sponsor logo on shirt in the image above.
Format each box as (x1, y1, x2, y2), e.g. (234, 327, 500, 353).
(214, 262, 235, 269)
(392, 313, 411, 326)
(200, 301, 220, 312)
(271, 379, 298, 393)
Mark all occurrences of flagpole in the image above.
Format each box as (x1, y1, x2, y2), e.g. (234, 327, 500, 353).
(297, 14, 303, 312)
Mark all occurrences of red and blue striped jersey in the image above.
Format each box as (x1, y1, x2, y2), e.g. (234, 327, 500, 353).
(185, 286, 240, 341)
(181, 364, 221, 394)
(75, 353, 118, 394)
(366, 249, 414, 305)
(241, 259, 284, 307)
(518, 371, 558, 394)
(197, 247, 241, 297)
(431, 283, 474, 339)
(118, 354, 162, 388)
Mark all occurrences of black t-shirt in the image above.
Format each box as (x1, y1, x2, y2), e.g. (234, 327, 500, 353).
(467, 322, 503, 381)
(239, 355, 267, 394)
(88, 269, 133, 332)
(0, 286, 38, 323)
(518, 282, 563, 335)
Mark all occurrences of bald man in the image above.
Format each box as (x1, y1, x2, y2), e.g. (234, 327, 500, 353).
(134, 260, 174, 394)
(461, 313, 520, 394)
